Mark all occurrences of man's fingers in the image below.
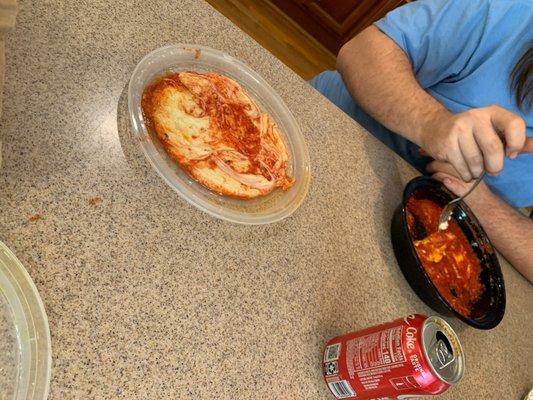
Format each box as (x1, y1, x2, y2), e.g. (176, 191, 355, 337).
(473, 122, 504, 175)
(447, 141, 472, 181)
(458, 131, 484, 177)
(426, 160, 459, 177)
(432, 172, 468, 197)
(489, 105, 526, 157)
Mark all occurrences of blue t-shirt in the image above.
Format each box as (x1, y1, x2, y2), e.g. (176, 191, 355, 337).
(375, 0, 533, 208)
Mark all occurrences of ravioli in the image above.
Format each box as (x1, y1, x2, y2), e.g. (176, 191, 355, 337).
(141, 71, 294, 199)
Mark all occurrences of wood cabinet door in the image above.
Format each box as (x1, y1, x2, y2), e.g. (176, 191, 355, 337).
(268, 0, 407, 54)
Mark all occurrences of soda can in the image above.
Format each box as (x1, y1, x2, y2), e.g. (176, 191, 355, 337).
(322, 314, 464, 399)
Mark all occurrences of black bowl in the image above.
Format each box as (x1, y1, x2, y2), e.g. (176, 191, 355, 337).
(391, 176, 505, 329)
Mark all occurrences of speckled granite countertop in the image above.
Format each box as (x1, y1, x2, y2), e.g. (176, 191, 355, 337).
(0, 0, 531, 399)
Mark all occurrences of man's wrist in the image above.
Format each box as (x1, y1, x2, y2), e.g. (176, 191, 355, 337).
(464, 182, 496, 214)
(412, 106, 451, 148)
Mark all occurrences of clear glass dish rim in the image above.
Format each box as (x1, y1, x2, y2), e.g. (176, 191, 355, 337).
(127, 44, 311, 225)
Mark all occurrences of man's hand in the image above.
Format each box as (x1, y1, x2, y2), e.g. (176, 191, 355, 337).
(337, 28, 528, 183)
(418, 105, 527, 182)
(427, 160, 489, 200)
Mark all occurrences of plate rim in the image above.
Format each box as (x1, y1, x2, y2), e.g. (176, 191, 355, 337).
(0, 241, 52, 400)
(127, 44, 311, 225)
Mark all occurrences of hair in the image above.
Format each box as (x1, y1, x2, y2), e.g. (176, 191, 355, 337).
(511, 47, 533, 111)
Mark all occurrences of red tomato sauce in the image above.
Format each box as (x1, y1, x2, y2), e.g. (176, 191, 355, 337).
(142, 72, 262, 173)
(406, 198, 484, 317)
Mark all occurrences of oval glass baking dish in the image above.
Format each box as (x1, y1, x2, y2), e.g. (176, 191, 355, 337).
(128, 45, 311, 224)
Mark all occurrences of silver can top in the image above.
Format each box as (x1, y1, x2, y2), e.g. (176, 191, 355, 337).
(422, 316, 465, 385)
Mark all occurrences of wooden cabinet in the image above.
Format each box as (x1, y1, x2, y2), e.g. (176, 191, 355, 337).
(267, 0, 408, 54)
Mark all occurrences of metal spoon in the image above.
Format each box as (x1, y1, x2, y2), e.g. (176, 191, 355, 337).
(438, 170, 486, 231)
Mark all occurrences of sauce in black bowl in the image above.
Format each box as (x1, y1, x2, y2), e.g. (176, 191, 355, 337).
(391, 177, 506, 329)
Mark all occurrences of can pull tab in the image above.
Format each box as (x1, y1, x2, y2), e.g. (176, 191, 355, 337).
(433, 331, 455, 369)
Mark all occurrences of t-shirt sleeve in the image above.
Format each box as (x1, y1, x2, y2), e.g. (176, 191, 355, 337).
(374, 0, 490, 88)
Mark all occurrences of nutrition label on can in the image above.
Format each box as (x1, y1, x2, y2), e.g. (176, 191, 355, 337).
(345, 326, 406, 389)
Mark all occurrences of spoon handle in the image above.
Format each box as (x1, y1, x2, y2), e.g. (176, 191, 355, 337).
(460, 170, 486, 201)
(438, 170, 486, 231)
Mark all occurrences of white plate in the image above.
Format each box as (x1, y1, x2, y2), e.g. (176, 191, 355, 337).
(128, 45, 310, 224)
(0, 242, 51, 400)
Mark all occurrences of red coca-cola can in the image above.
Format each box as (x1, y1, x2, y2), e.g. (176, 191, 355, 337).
(322, 314, 464, 399)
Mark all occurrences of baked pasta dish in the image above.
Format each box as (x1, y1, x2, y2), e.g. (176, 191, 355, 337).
(141, 71, 294, 199)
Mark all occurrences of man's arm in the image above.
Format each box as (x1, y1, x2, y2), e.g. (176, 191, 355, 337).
(338, 26, 532, 280)
(337, 26, 445, 150)
(429, 162, 533, 282)
(465, 188, 533, 283)
(337, 26, 527, 181)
